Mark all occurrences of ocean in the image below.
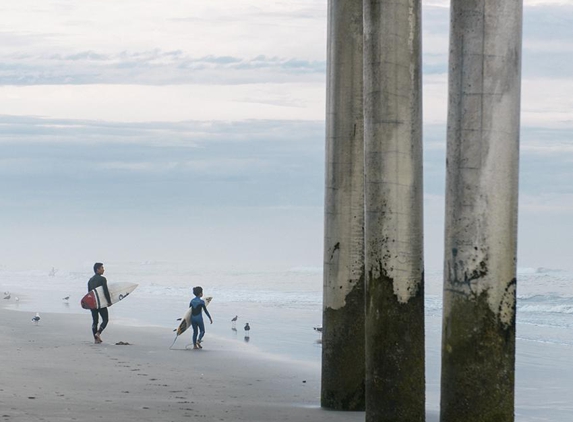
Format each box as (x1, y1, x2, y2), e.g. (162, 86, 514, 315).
(1, 262, 572, 365)
(0, 262, 325, 365)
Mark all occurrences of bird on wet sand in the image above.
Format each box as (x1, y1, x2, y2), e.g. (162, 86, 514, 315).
(32, 313, 40, 325)
(231, 315, 238, 329)
(3, 293, 10, 300)
(243, 323, 251, 342)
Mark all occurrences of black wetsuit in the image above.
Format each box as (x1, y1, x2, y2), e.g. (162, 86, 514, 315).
(87, 274, 112, 336)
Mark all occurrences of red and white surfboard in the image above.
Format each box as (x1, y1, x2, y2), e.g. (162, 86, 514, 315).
(81, 282, 138, 310)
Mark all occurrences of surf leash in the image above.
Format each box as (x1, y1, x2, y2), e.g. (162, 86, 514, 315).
(169, 333, 179, 349)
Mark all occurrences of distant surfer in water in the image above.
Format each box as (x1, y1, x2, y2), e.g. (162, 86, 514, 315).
(88, 263, 112, 344)
(189, 286, 213, 349)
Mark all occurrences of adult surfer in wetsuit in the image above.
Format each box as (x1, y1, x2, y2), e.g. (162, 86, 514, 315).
(88, 262, 112, 344)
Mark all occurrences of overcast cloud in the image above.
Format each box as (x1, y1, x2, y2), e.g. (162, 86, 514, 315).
(1, 0, 572, 270)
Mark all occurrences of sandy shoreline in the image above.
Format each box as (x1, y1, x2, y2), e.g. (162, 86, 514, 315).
(2, 303, 572, 421)
(0, 306, 372, 422)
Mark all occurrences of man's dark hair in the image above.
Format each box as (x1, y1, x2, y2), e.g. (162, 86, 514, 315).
(193, 286, 203, 296)
(93, 262, 104, 274)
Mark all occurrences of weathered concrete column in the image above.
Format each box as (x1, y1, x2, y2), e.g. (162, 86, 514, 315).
(363, 0, 425, 420)
(321, 0, 365, 411)
(440, 0, 523, 420)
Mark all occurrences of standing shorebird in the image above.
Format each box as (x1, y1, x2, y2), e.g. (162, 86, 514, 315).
(3, 293, 10, 300)
(231, 315, 238, 329)
(32, 313, 40, 325)
(313, 326, 323, 344)
(244, 323, 251, 342)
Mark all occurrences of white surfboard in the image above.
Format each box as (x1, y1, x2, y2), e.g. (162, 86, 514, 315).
(81, 282, 138, 310)
(174, 296, 212, 336)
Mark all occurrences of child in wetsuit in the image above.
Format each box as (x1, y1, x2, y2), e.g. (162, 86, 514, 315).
(189, 286, 213, 349)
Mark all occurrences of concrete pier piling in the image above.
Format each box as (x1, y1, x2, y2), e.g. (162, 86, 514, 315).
(363, 0, 425, 420)
(321, 0, 365, 411)
(440, 0, 523, 420)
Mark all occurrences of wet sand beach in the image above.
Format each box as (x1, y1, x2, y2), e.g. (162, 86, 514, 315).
(2, 301, 572, 421)
(0, 307, 370, 422)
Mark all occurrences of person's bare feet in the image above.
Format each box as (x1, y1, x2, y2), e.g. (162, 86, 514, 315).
(94, 332, 102, 344)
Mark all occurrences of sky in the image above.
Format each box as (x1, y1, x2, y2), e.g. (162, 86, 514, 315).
(0, 0, 572, 271)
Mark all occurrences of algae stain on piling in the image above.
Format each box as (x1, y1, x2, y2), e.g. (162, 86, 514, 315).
(443, 247, 516, 421)
(365, 265, 425, 422)
(322, 277, 365, 410)
(441, 288, 516, 422)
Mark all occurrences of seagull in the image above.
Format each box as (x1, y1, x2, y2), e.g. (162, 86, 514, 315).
(32, 313, 40, 325)
(3, 294, 10, 300)
(62, 296, 70, 301)
(313, 326, 323, 333)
